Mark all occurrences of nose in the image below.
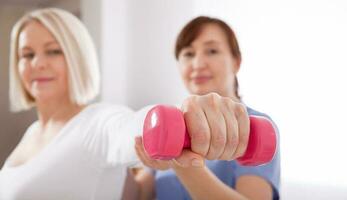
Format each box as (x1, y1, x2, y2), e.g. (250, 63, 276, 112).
(192, 53, 207, 70)
(31, 53, 47, 70)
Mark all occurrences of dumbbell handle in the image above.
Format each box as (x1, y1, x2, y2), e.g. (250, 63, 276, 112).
(143, 105, 277, 166)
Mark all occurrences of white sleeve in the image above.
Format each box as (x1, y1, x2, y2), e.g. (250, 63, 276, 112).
(101, 105, 155, 168)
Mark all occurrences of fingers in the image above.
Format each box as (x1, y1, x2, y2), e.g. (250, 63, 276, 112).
(217, 101, 250, 160)
(218, 98, 239, 160)
(232, 103, 250, 159)
(135, 136, 205, 170)
(182, 93, 250, 161)
(183, 93, 228, 160)
(182, 96, 211, 157)
(201, 96, 227, 160)
(134, 136, 153, 166)
(134, 136, 170, 170)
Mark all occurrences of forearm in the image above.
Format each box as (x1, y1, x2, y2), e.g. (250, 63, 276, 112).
(133, 168, 155, 200)
(173, 166, 248, 200)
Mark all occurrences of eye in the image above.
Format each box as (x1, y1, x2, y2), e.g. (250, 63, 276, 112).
(184, 52, 194, 57)
(181, 50, 195, 58)
(21, 52, 35, 59)
(46, 49, 63, 56)
(206, 48, 218, 55)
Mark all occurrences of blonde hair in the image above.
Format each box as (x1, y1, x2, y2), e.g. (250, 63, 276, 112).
(9, 8, 100, 112)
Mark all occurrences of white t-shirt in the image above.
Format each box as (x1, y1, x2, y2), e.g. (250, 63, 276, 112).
(0, 103, 152, 200)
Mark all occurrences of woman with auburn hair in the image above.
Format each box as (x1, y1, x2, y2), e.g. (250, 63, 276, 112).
(135, 16, 280, 200)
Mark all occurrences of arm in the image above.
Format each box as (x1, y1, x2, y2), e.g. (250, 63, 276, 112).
(236, 175, 273, 200)
(133, 168, 156, 200)
(135, 93, 278, 199)
(173, 164, 272, 200)
(135, 138, 272, 200)
(102, 104, 155, 166)
(121, 168, 141, 200)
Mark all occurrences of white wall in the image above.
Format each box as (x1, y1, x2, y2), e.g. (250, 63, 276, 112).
(81, 0, 101, 57)
(92, 0, 191, 108)
(124, 0, 193, 109)
(0, 5, 37, 167)
(193, 0, 347, 199)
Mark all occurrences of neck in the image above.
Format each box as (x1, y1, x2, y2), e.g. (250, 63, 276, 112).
(220, 89, 240, 103)
(36, 97, 85, 128)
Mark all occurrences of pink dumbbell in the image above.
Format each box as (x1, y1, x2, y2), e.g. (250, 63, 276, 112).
(143, 105, 277, 166)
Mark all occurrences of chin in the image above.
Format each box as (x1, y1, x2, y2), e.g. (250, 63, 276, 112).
(191, 87, 213, 95)
(32, 92, 57, 102)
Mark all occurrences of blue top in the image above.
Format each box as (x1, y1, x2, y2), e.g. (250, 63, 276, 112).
(153, 107, 281, 200)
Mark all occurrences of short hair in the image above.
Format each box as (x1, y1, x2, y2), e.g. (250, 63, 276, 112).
(175, 16, 242, 99)
(9, 8, 100, 112)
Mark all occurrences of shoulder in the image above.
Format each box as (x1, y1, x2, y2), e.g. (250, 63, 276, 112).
(246, 106, 278, 128)
(246, 107, 271, 119)
(69, 103, 135, 133)
(84, 103, 133, 115)
(20, 121, 39, 142)
(80, 103, 134, 121)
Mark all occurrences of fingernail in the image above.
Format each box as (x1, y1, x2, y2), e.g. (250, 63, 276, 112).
(191, 158, 203, 167)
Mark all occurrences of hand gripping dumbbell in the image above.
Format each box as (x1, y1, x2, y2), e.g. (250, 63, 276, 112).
(142, 105, 277, 166)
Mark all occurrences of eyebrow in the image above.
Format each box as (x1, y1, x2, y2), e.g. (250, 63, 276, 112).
(19, 41, 59, 52)
(203, 40, 220, 45)
(44, 41, 59, 47)
(19, 46, 32, 51)
(186, 40, 220, 48)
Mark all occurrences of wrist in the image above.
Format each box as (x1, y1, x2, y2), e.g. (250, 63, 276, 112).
(170, 158, 205, 170)
(172, 161, 207, 173)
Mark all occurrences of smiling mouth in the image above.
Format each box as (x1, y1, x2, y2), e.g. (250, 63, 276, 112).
(32, 77, 55, 83)
(192, 76, 212, 84)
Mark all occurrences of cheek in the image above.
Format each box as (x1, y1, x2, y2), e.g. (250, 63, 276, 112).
(17, 61, 30, 81)
(56, 68, 69, 90)
(17, 62, 33, 95)
(215, 61, 235, 84)
(224, 69, 235, 84)
(54, 58, 69, 80)
(178, 63, 190, 81)
(18, 60, 25, 74)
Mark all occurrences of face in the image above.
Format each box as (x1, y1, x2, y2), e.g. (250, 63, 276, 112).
(178, 23, 240, 97)
(17, 20, 69, 104)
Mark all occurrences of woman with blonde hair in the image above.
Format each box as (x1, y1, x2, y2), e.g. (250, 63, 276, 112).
(0, 8, 252, 199)
(0, 8, 150, 199)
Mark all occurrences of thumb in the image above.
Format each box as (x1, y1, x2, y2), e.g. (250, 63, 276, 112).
(172, 149, 205, 168)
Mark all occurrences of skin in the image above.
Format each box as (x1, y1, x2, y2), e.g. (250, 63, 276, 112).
(7, 21, 84, 168)
(135, 23, 273, 200)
